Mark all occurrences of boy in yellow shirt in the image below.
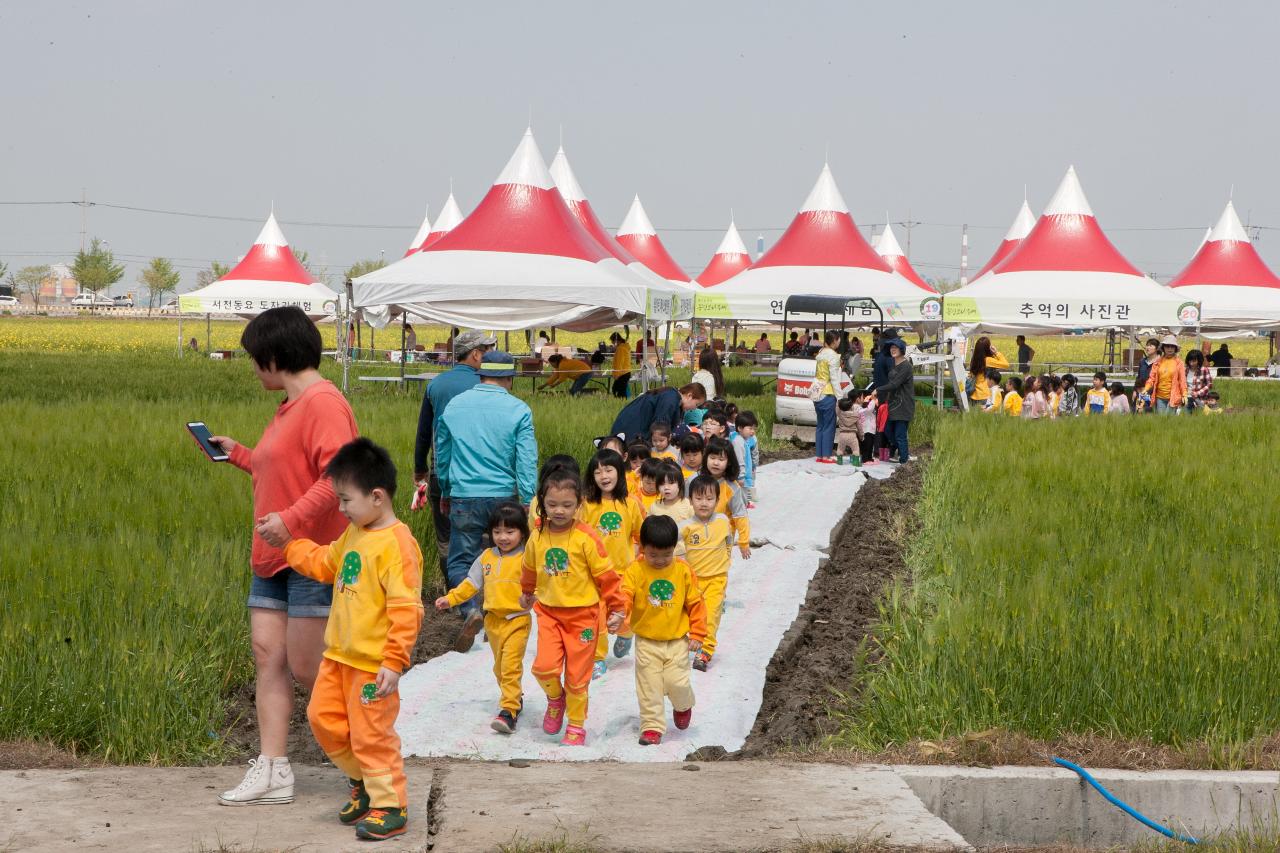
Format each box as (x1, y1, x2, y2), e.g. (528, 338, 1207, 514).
(435, 502, 531, 735)
(678, 433, 705, 485)
(648, 422, 677, 461)
(260, 438, 423, 842)
(679, 475, 734, 672)
(634, 458, 663, 511)
(609, 515, 706, 745)
(1002, 376, 1023, 417)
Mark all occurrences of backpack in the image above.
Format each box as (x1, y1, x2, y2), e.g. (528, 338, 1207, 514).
(964, 373, 977, 397)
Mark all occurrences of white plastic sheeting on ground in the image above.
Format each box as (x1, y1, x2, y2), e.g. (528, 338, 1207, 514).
(396, 459, 895, 762)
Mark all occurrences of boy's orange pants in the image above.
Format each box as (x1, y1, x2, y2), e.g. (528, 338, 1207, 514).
(532, 602, 597, 726)
(307, 657, 406, 809)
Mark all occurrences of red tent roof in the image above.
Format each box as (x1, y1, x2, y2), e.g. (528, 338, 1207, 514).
(420, 193, 464, 250)
(1170, 201, 1280, 290)
(696, 219, 752, 287)
(875, 222, 935, 292)
(752, 164, 891, 271)
(220, 213, 317, 285)
(616, 196, 690, 282)
(972, 200, 1035, 279)
(548, 147, 640, 264)
(426, 129, 610, 262)
(997, 166, 1141, 276)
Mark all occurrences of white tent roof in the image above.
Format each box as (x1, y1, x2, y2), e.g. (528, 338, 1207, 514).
(943, 167, 1189, 331)
(696, 218, 753, 287)
(354, 129, 650, 331)
(695, 164, 936, 323)
(421, 193, 464, 249)
(1168, 200, 1280, 330)
(179, 212, 340, 318)
(875, 221, 935, 293)
(970, 199, 1036, 280)
(404, 207, 432, 257)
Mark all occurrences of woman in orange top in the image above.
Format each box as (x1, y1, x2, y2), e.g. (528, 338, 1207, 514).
(966, 336, 1010, 409)
(1143, 335, 1187, 413)
(211, 307, 358, 806)
(545, 354, 593, 396)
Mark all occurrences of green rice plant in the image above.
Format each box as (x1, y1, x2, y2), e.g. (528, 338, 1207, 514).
(836, 411, 1280, 759)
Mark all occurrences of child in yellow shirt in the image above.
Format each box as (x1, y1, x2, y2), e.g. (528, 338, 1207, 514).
(519, 471, 627, 746)
(678, 433, 704, 485)
(261, 438, 423, 842)
(581, 449, 646, 674)
(435, 502, 530, 735)
(647, 461, 694, 531)
(635, 458, 662, 511)
(679, 475, 734, 672)
(1084, 371, 1112, 415)
(1002, 376, 1023, 417)
(702, 436, 751, 560)
(609, 515, 706, 745)
(625, 441, 651, 496)
(648, 422, 677, 462)
(526, 454, 580, 528)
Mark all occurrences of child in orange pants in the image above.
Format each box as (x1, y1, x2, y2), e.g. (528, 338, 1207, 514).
(263, 438, 423, 843)
(519, 470, 627, 746)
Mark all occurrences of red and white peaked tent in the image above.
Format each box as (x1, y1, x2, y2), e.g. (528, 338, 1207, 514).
(696, 219, 752, 287)
(420, 193, 464, 250)
(616, 196, 691, 283)
(943, 166, 1188, 330)
(353, 129, 649, 331)
(1169, 200, 1280, 330)
(875, 221, 935, 293)
(971, 200, 1036, 280)
(549, 146, 688, 320)
(695, 164, 936, 323)
(403, 207, 432, 257)
(180, 212, 339, 317)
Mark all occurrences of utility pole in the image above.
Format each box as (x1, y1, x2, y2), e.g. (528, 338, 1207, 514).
(80, 188, 87, 251)
(960, 224, 969, 286)
(900, 211, 922, 259)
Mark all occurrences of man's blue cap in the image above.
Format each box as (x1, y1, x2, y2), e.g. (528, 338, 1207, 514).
(479, 349, 517, 378)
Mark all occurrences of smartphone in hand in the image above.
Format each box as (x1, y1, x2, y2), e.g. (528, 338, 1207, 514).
(187, 422, 229, 462)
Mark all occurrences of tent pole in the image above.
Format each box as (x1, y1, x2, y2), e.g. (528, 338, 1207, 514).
(342, 279, 353, 394)
(400, 313, 407, 381)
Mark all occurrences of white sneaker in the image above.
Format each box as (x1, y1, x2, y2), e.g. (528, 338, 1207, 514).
(218, 755, 295, 806)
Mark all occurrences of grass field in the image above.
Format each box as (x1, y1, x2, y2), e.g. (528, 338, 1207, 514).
(836, 412, 1280, 762)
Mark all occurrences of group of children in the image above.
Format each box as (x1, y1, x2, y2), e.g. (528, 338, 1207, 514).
(979, 370, 1222, 418)
(834, 387, 895, 463)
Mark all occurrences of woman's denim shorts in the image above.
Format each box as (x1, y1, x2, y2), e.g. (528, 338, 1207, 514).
(247, 568, 332, 618)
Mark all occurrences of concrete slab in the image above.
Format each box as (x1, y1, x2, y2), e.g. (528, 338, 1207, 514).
(433, 760, 969, 852)
(0, 765, 436, 853)
(898, 764, 1280, 847)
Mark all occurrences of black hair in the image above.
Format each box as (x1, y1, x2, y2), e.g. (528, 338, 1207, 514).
(736, 410, 758, 429)
(838, 396, 855, 412)
(325, 437, 398, 498)
(639, 515, 678, 549)
(240, 306, 322, 373)
(593, 434, 626, 455)
(701, 409, 725, 426)
(488, 500, 530, 545)
(537, 454, 581, 489)
(1109, 382, 1127, 399)
(536, 470, 583, 522)
(986, 367, 1002, 385)
(687, 473, 720, 500)
(1006, 375, 1023, 393)
(678, 433, 705, 455)
(626, 442, 651, 463)
(1206, 390, 1221, 401)
(548, 353, 564, 365)
(584, 449, 628, 502)
(1092, 371, 1107, 382)
(1062, 373, 1077, 388)
(654, 461, 684, 489)
(702, 435, 740, 482)
(648, 422, 672, 440)
(639, 457, 665, 482)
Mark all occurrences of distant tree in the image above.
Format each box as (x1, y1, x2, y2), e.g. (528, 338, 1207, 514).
(70, 238, 125, 308)
(139, 257, 181, 314)
(0, 261, 8, 284)
(931, 277, 962, 294)
(344, 258, 386, 281)
(12, 265, 52, 307)
(293, 249, 332, 285)
(194, 260, 230, 290)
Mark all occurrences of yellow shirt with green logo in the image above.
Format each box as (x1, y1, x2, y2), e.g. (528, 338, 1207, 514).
(520, 522, 622, 609)
(620, 555, 707, 642)
(284, 521, 424, 674)
(579, 496, 646, 572)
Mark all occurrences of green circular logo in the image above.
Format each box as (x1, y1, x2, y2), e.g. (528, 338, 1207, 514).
(340, 551, 362, 588)
(544, 547, 569, 576)
(648, 578, 675, 604)
(598, 511, 623, 534)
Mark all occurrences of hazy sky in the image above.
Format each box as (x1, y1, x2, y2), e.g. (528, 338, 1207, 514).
(4, 1, 1280, 292)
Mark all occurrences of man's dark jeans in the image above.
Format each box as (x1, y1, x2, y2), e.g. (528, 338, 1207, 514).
(446, 496, 514, 616)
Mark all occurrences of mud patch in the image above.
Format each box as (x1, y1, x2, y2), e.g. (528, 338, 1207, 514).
(0, 739, 88, 770)
(740, 461, 924, 756)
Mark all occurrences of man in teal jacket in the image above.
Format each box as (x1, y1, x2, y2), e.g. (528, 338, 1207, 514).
(436, 350, 538, 631)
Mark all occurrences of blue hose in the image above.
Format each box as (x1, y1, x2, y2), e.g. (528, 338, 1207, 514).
(1053, 757, 1199, 845)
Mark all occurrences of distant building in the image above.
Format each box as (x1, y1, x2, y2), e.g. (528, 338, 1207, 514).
(40, 264, 79, 303)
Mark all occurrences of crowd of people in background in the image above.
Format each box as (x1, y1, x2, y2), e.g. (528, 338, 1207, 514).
(966, 334, 1224, 417)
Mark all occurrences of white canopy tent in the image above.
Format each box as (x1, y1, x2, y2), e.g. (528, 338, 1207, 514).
(943, 167, 1194, 333)
(1168, 200, 1280, 332)
(354, 129, 650, 333)
(694, 164, 938, 325)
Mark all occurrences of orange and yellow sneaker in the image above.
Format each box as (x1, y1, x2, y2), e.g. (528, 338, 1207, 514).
(355, 807, 408, 841)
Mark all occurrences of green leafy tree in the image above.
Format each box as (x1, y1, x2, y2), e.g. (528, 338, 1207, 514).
(344, 258, 386, 281)
(139, 258, 181, 314)
(293, 249, 330, 285)
(70, 238, 125, 308)
(12, 265, 52, 307)
(194, 261, 230, 290)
